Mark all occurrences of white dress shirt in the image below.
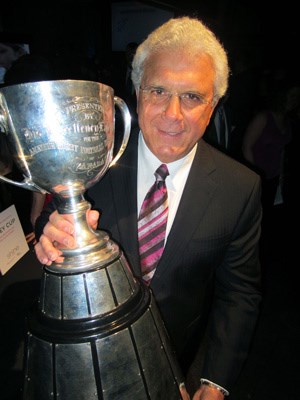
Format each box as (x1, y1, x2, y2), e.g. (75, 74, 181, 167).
(137, 132, 197, 242)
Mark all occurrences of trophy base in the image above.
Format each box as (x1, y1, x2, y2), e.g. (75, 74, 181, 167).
(22, 240, 184, 399)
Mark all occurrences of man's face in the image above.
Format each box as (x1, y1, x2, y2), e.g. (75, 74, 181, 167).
(136, 50, 216, 163)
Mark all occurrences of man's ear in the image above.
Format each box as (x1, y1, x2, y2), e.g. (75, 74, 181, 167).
(135, 88, 139, 114)
(205, 99, 219, 128)
(212, 97, 219, 111)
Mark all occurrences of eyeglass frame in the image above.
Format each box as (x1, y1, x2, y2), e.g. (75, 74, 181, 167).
(139, 85, 215, 109)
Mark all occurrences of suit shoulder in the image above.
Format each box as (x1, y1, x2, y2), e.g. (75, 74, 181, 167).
(203, 141, 260, 183)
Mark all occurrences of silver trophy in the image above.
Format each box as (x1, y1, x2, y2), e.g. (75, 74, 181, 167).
(0, 80, 184, 399)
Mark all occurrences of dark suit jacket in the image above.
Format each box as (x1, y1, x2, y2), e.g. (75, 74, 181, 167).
(85, 128, 262, 390)
(36, 127, 262, 390)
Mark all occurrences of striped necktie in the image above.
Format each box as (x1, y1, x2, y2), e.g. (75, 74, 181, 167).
(138, 164, 169, 285)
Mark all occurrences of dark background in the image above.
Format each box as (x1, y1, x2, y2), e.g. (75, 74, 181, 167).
(0, 2, 299, 400)
(1, 0, 299, 94)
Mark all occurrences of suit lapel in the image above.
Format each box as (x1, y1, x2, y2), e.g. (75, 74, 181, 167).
(110, 129, 141, 276)
(110, 135, 218, 280)
(152, 140, 218, 283)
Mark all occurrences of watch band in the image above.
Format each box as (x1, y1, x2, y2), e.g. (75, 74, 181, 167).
(200, 378, 229, 396)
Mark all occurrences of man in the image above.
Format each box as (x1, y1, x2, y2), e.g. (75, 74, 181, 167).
(34, 17, 262, 400)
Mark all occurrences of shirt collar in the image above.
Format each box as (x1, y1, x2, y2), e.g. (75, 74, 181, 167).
(138, 130, 197, 190)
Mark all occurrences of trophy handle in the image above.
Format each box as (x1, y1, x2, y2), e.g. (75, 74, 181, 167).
(0, 173, 47, 193)
(109, 96, 131, 167)
(0, 92, 47, 193)
(0, 92, 9, 134)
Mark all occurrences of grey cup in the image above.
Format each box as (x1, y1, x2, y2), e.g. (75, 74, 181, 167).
(0, 80, 184, 399)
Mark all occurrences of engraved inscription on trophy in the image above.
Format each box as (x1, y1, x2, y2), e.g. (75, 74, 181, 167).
(23, 96, 108, 181)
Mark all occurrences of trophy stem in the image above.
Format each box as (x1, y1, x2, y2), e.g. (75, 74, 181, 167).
(57, 194, 100, 248)
(48, 194, 119, 273)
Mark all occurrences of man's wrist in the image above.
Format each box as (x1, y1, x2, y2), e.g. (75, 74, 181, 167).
(200, 378, 229, 397)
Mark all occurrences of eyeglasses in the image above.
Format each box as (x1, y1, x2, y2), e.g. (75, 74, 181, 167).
(139, 86, 211, 109)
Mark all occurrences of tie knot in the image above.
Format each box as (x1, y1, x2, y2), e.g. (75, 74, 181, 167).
(155, 164, 169, 182)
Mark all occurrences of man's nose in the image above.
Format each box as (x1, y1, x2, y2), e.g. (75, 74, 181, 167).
(163, 94, 183, 118)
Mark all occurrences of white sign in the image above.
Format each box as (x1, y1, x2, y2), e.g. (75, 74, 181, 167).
(0, 204, 29, 275)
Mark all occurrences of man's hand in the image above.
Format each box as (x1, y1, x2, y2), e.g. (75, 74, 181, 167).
(192, 385, 224, 400)
(180, 383, 190, 399)
(34, 209, 99, 265)
(180, 383, 224, 400)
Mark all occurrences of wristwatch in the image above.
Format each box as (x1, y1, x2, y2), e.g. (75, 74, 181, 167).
(200, 378, 229, 396)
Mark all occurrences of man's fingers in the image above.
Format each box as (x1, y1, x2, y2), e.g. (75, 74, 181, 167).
(49, 211, 74, 235)
(87, 209, 100, 230)
(34, 241, 50, 265)
(179, 383, 190, 400)
(34, 240, 60, 266)
(43, 220, 75, 249)
(34, 210, 99, 265)
(38, 233, 63, 262)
